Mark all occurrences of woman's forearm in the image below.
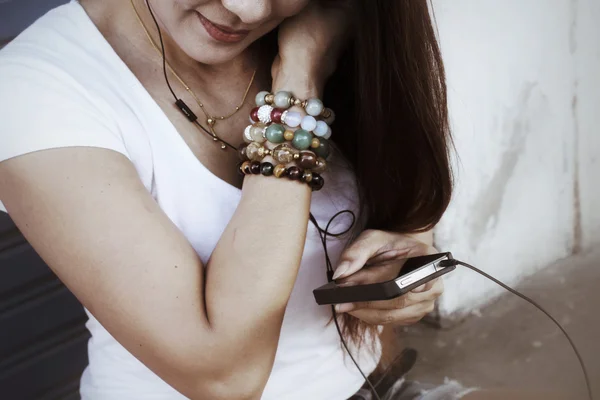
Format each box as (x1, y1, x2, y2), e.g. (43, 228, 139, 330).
(205, 176, 311, 338)
(202, 75, 323, 385)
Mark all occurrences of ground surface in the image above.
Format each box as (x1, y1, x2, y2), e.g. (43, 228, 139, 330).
(401, 248, 600, 400)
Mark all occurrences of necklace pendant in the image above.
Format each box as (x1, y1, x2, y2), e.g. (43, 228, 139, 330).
(207, 118, 216, 126)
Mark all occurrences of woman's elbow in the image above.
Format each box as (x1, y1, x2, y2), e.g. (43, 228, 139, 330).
(172, 349, 270, 400)
(165, 333, 273, 399)
(183, 368, 269, 400)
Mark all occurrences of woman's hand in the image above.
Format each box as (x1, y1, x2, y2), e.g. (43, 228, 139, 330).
(333, 230, 445, 326)
(272, 0, 354, 96)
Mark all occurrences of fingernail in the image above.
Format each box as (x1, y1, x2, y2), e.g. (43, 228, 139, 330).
(335, 303, 355, 313)
(332, 262, 350, 280)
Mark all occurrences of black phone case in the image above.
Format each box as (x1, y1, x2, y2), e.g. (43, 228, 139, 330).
(313, 253, 455, 305)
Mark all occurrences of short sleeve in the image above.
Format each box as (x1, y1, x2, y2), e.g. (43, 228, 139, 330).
(0, 59, 130, 164)
(0, 59, 131, 213)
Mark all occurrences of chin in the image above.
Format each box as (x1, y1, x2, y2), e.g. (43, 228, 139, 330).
(185, 41, 253, 65)
(172, 19, 279, 66)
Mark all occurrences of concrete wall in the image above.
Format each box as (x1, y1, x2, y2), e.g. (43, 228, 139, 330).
(433, 0, 600, 317)
(576, 0, 600, 250)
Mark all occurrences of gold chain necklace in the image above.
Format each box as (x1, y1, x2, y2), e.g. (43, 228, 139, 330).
(130, 0, 257, 150)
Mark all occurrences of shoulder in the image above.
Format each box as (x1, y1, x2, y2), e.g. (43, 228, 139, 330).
(0, 1, 158, 201)
(1, 2, 100, 65)
(0, 2, 154, 187)
(1, 1, 117, 94)
(0, 1, 116, 117)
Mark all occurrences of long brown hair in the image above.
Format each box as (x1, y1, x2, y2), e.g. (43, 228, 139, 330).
(261, 0, 453, 347)
(326, 0, 453, 346)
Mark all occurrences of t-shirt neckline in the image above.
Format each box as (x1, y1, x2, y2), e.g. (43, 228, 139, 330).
(71, 0, 243, 197)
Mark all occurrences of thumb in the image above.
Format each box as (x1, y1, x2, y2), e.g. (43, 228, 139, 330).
(333, 230, 405, 280)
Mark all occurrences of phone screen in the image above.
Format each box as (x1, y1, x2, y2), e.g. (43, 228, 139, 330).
(341, 253, 448, 285)
(314, 252, 452, 305)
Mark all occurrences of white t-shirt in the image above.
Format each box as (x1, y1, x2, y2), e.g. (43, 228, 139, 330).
(0, 2, 380, 399)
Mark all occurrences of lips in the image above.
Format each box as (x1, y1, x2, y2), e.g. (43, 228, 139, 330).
(197, 13, 250, 43)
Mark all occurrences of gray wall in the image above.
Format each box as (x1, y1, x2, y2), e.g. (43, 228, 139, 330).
(1, 2, 89, 399)
(0, 0, 68, 43)
(432, 0, 600, 318)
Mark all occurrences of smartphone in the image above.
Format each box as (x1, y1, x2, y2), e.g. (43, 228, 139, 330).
(313, 252, 455, 305)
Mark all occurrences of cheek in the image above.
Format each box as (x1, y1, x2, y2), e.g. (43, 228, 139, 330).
(172, 0, 212, 8)
(275, 0, 312, 18)
(243, 17, 283, 47)
(165, 0, 218, 21)
(147, 1, 190, 25)
(150, 0, 211, 36)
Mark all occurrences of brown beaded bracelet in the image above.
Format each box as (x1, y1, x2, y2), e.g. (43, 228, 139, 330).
(238, 161, 325, 191)
(237, 143, 327, 173)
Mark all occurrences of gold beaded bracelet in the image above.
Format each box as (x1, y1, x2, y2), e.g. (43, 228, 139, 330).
(238, 142, 327, 173)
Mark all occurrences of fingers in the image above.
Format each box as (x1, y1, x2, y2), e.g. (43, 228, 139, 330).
(335, 264, 394, 286)
(347, 301, 436, 326)
(427, 277, 444, 295)
(408, 278, 444, 303)
(410, 279, 443, 304)
(333, 230, 439, 280)
(334, 278, 444, 313)
(333, 230, 412, 280)
(411, 278, 437, 293)
(333, 230, 390, 280)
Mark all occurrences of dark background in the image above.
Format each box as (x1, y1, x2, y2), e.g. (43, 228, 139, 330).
(0, 0, 67, 45)
(0, 2, 88, 399)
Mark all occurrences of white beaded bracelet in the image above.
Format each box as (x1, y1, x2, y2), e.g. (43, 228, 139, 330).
(255, 91, 334, 122)
(281, 111, 332, 139)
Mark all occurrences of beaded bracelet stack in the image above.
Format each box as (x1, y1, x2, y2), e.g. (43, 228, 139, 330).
(238, 160, 325, 191)
(237, 90, 334, 191)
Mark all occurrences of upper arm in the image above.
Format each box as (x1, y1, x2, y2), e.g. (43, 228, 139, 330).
(0, 147, 213, 396)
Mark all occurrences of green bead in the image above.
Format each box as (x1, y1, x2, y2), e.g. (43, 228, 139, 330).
(255, 91, 270, 106)
(314, 138, 331, 159)
(265, 124, 285, 144)
(292, 129, 312, 150)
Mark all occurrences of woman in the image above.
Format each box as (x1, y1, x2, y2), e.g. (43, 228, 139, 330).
(0, 0, 468, 399)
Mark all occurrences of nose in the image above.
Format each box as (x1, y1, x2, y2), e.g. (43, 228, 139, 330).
(221, 0, 273, 25)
